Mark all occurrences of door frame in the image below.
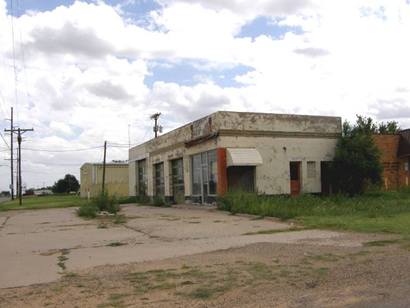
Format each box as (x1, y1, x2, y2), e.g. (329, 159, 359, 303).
(289, 161, 301, 196)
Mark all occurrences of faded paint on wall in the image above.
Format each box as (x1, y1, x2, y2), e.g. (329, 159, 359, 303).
(81, 163, 129, 198)
(218, 136, 336, 194)
(128, 111, 342, 199)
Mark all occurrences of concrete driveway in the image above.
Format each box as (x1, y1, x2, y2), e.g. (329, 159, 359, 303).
(0, 204, 364, 289)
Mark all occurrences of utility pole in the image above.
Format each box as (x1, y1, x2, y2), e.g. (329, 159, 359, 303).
(150, 112, 162, 138)
(101, 141, 107, 194)
(4, 108, 14, 199)
(5, 107, 14, 199)
(5, 126, 33, 205)
(10, 108, 14, 199)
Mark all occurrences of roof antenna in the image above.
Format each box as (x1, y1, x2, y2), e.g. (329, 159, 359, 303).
(150, 113, 162, 138)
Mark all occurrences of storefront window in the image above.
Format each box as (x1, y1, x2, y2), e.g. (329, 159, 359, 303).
(191, 150, 218, 198)
(154, 162, 164, 196)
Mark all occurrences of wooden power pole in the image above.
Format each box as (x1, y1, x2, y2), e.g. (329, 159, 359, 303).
(101, 141, 107, 194)
(9, 108, 14, 200)
(5, 126, 33, 205)
(150, 113, 162, 138)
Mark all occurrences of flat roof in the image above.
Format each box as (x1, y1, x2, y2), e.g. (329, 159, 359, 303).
(130, 110, 341, 150)
(81, 162, 128, 167)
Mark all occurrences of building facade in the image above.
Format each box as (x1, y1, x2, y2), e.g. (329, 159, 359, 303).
(128, 111, 342, 203)
(80, 162, 129, 198)
(373, 131, 410, 190)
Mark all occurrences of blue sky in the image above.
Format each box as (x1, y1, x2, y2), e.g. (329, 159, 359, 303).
(237, 16, 303, 39)
(6, 0, 159, 16)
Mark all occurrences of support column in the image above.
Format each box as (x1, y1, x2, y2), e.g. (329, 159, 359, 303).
(146, 160, 154, 197)
(183, 155, 192, 199)
(128, 161, 136, 196)
(217, 148, 228, 196)
(163, 159, 172, 203)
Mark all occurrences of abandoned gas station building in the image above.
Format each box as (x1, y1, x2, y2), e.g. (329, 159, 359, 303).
(128, 111, 342, 203)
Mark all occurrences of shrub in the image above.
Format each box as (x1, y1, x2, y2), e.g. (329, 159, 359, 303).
(77, 202, 99, 218)
(118, 196, 137, 204)
(136, 195, 151, 204)
(331, 117, 383, 195)
(77, 192, 120, 218)
(152, 195, 166, 207)
(93, 192, 120, 214)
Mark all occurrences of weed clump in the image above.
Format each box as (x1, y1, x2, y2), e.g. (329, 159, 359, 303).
(77, 192, 120, 218)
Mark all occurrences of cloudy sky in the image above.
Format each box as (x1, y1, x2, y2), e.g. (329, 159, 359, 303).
(0, 0, 409, 191)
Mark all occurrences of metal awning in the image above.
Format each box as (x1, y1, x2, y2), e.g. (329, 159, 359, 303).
(226, 148, 263, 167)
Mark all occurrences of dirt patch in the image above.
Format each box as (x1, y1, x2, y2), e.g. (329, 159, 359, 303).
(1, 241, 410, 307)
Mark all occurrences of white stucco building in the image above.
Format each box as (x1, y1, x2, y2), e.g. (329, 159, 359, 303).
(128, 111, 342, 204)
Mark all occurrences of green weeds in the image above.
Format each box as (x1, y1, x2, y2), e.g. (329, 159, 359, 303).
(77, 192, 120, 218)
(218, 191, 410, 235)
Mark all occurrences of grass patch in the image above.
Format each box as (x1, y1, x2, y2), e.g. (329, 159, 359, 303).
(63, 272, 79, 278)
(307, 253, 341, 262)
(243, 227, 307, 235)
(0, 195, 86, 211)
(113, 215, 127, 224)
(106, 241, 127, 247)
(188, 286, 217, 299)
(363, 239, 401, 247)
(218, 191, 410, 235)
(57, 249, 70, 271)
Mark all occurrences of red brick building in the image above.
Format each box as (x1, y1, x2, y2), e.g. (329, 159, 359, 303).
(373, 130, 410, 190)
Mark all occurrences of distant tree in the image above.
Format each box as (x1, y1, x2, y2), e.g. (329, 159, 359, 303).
(25, 189, 35, 196)
(52, 174, 80, 193)
(378, 121, 400, 134)
(332, 116, 383, 195)
(355, 115, 378, 135)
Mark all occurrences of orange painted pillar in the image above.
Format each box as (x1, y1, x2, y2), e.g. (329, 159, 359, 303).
(217, 148, 228, 196)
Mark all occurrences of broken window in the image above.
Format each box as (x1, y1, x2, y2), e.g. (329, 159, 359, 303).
(154, 162, 164, 196)
(137, 159, 147, 195)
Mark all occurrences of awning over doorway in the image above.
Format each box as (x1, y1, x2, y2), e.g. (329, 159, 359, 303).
(226, 148, 263, 167)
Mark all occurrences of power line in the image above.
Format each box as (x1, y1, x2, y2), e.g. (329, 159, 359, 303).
(0, 89, 9, 118)
(9, 0, 19, 120)
(16, 0, 31, 108)
(21, 146, 104, 152)
(0, 132, 9, 149)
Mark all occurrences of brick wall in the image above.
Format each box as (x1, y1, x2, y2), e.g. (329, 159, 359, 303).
(373, 134, 409, 190)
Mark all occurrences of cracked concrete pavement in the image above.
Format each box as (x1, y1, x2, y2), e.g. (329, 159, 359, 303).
(0, 204, 370, 289)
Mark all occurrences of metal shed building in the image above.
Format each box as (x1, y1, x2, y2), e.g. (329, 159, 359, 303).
(80, 162, 129, 198)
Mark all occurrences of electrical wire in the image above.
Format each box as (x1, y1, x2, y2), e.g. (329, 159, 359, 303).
(21, 146, 104, 152)
(9, 0, 19, 120)
(16, 0, 32, 111)
(0, 132, 10, 149)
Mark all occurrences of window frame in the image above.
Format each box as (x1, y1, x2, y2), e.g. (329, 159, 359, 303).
(307, 161, 317, 179)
